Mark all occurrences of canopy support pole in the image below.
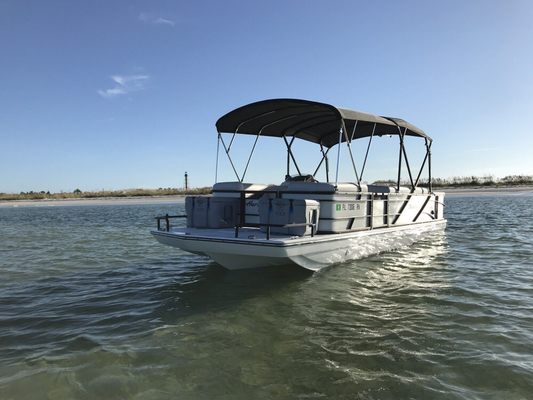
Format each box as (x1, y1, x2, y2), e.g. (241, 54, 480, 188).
(241, 133, 260, 182)
(242, 114, 308, 182)
(400, 128, 415, 190)
(350, 120, 358, 141)
(215, 131, 221, 183)
(359, 123, 376, 183)
(427, 140, 433, 192)
(334, 124, 343, 188)
(283, 136, 302, 177)
(342, 120, 360, 185)
(414, 138, 430, 188)
(325, 147, 330, 182)
(285, 136, 291, 178)
(313, 143, 330, 180)
(227, 132, 237, 152)
(219, 133, 241, 182)
(397, 128, 403, 192)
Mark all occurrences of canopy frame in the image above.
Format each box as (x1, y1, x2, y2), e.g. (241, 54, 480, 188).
(214, 99, 434, 192)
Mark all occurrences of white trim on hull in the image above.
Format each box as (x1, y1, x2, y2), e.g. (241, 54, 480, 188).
(151, 219, 446, 271)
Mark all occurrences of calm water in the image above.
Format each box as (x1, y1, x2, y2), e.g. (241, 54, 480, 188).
(1, 195, 532, 399)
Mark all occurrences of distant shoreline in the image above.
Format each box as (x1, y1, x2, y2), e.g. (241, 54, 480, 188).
(442, 185, 533, 197)
(0, 195, 186, 208)
(1, 186, 532, 208)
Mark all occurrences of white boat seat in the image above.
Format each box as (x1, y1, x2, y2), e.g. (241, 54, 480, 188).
(213, 182, 276, 197)
(279, 181, 367, 193)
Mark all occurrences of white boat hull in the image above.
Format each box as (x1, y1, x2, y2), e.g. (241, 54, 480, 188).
(151, 219, 446, 271)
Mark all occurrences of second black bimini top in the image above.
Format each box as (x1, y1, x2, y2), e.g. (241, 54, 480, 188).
(215, 98, 430, 148)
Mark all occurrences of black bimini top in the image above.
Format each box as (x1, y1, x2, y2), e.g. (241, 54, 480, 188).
(216, 98, 430, 148)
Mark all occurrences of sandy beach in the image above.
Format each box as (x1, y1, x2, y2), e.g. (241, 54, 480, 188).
(0, 195, 186, 208)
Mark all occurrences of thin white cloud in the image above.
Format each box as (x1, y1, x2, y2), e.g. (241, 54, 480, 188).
(98, 74, 150, 99)
(138, 12, 175, 26)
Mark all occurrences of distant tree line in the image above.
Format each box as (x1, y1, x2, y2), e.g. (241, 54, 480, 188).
(372, 174, 533, 187)
(1, 175, 532, 201)
(419, 174, 533, 187)
(0, 187, 211, 201)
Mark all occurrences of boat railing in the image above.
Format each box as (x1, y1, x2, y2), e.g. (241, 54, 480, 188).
(172, 189, 438, 236)
(234, 222, 316, 240)
(155, 214, 187, 232)
(217, 188, 435, 231)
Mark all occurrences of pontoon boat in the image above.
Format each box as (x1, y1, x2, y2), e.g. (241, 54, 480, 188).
(151, 99, 445, 271)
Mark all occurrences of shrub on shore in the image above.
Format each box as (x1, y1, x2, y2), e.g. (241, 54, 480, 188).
(419, 175, 533, 188)
(0, 187, 212, 201)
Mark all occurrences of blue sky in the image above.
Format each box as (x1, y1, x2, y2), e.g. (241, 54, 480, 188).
(1, 0, 532, 192)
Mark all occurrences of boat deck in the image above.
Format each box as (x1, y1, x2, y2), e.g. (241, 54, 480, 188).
(163, 226, 307, 243)
(151, 219, 445, 248)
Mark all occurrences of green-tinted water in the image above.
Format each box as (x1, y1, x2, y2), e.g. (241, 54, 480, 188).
(1, 195, 532, 399)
